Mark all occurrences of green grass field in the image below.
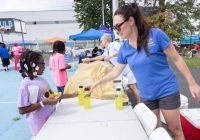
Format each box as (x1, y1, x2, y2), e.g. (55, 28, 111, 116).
(181, 56, 200, 68)
(168, 56, 200, 68)
(42, 53, 51, 57)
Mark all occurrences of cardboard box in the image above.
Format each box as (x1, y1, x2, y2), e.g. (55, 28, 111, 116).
(180, 109, 200, 140)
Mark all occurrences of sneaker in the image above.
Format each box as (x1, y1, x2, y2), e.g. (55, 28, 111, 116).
(189, 56, 192, 58)
(7, 68, 9, 71)
(4, 69, 7, 71)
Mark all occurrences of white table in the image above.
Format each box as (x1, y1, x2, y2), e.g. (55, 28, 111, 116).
(35, 98, 149, 140)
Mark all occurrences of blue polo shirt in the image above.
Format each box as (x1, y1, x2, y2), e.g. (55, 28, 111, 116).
(117, 28, 179, 100)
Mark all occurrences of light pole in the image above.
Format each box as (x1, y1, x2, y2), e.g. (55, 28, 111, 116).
(102, 0, 105, 25)
(112, 0, 119, 40)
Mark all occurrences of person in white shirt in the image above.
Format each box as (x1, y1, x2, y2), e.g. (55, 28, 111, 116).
(87, 34, 140, 104)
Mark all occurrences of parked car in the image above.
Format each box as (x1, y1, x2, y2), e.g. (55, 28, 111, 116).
(72, 46, 85, 56)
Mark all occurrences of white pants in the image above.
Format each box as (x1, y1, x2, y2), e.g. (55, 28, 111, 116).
(124, 70, 136, 84)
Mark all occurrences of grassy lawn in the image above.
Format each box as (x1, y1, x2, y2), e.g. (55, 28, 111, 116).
(181, 56, 200, 68)
(42, 53, 51, 57)
(168, 56, 200, 68)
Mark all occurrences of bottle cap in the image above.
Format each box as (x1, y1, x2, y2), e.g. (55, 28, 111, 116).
(116, 88, 121, 91)
(85, 87, 89, 91)
(79, 86, 83, 88)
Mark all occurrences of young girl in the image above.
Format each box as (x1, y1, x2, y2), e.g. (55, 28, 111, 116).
(49, 41, 71, 93)
(12, 42, 24, 70)
(17, 50, 78, 138)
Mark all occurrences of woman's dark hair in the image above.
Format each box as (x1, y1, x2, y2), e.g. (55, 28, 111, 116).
(52, 40, 65, 55)
(114, 3, 151, 55)
(19, 50, 42, 80)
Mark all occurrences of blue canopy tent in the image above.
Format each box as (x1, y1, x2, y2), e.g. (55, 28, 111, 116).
(69, 28, 113, 41)
(9, 40, 37, 46)
(98, 24, 114, 35)
(180, 34, 200, 44)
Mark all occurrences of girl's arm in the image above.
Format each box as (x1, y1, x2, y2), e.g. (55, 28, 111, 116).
(60, 64, 71, 71)
(60, 92, 78, 99)
(164, 44, 200, 102)
(18, 98, 59, 115)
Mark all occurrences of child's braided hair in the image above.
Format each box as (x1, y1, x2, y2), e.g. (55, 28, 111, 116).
(19, 50, 42, 80)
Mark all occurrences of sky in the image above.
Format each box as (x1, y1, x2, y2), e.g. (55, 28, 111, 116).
(0, 0, 74, 12)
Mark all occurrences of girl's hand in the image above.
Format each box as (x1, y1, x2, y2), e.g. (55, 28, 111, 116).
(189, 83, 200, 102)
(66, 64, 72, 69)
(42, 98, 59, 106)
(72, 91, 79, 97)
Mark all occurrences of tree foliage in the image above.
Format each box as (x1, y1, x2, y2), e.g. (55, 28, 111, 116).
(73, 0, 200, 40)
(132, 0, 200, 39)
(73, 0, 125, 31)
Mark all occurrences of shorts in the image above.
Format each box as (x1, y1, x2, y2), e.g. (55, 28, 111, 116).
(140, 92, 180, 110)
(57, 86, 65, 94)
(124, 70, 136, 84)
(2, 58, 10, 67)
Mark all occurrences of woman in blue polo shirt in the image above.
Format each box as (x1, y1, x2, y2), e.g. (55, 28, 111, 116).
(87, 3, 200, 140)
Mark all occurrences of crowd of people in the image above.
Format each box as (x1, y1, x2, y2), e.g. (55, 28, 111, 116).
(0, 42, 25, 71)
(0, 3, 200, 140)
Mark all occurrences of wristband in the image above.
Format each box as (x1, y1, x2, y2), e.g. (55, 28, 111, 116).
(40, 101, 45, 107)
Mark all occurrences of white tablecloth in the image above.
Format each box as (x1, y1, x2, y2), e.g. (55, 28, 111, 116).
(35, 98, 149, 140)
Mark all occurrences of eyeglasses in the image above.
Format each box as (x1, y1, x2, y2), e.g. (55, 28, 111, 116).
(113, 17, 129, 31)
(37, 62, 45, 66)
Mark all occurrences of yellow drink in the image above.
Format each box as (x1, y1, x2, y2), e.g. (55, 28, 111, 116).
(78, 86, 84, 105)
(84, 88, 91, 109)
(115, 88, 123, 110)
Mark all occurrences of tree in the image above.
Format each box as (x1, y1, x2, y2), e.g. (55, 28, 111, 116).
(73, 0, 199, 40)
(73, 0, 125, 31)
(133, 0, 200, 40)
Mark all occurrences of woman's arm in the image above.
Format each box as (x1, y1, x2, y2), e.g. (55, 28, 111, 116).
(164, 44, 200, 101)
(88, 62, 126, 92)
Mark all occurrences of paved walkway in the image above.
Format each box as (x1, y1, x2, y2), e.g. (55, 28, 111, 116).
(0, 57, 199, 140)
(0, 58, 79, 140)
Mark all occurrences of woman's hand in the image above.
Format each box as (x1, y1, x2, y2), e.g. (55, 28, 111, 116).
(85, 82, 98, 94)
(189, 83, 200, 102)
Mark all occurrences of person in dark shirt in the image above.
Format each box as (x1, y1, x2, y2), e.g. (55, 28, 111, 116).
(92, 46, 98, 57)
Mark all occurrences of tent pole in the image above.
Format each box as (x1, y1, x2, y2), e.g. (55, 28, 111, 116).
(20, 20, 25, 47)
(0, 32, 4, 43)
